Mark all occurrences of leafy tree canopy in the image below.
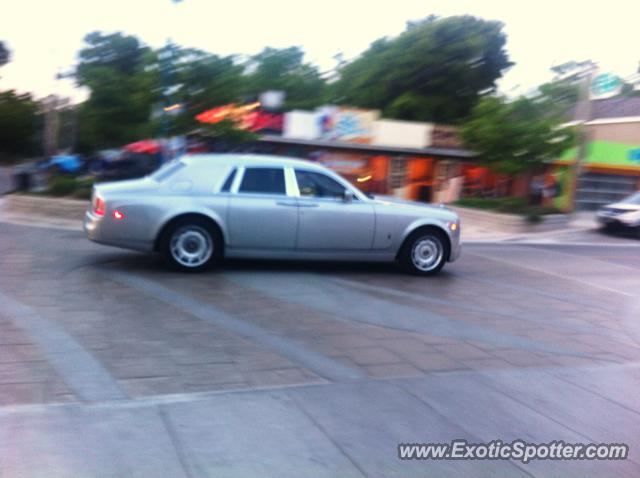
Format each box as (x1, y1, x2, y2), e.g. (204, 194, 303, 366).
(243, 47, 326, 110)
(331, 15, 512, 123)
(0, 90, 40, 162)
(75, 32, 160, 151)
(0, 41, 9, 70)
(462, 95, 575, 175)
(158, 46, 244, 134)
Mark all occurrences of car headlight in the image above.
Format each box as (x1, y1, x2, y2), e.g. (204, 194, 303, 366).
(619, 210, 640, 225)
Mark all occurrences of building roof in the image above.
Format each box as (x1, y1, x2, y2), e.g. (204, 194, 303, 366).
(258, 135, 475, 159)
(591, 98, 640, 119)
(570, 97, 640, 121)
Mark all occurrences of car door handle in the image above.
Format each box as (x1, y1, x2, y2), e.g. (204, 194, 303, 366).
(298, 203, 319, 208)
(276, 201, 298, 207)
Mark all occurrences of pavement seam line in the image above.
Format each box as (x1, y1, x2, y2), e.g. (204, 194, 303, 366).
(465, 250, 635, 298)
(0, 360, 638, 416)
(327, 276, 597, 335)
(158, 405, 196, 478)
(394, 379, 537, 478)
(0, 290, 127, 402)
(107, 270, 365, 382)
(226, 271, 582, 356)
(287, 391, 369, 478)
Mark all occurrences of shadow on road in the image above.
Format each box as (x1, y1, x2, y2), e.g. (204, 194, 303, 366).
(86, 249, 463, 280)
(598, 226, 640, 241)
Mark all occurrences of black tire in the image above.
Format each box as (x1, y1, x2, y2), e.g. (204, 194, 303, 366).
(159, 217, 222, 272)
(398, 228, 449, 276)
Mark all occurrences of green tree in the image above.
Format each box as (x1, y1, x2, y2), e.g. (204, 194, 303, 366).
(243, 47, 326, 109)
(0, 41, 9, 71)
(0, 91, 40, 163)
(0, 41, 41, 162)
(75, 32, 160, 151)
(537, 80, 580, 115)
(461, 95, 575, 176)
(331, 15, 512, 123)
(159, 46, 244, 133)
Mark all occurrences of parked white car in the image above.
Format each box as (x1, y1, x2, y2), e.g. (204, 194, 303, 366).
(596, 192, 640, 235)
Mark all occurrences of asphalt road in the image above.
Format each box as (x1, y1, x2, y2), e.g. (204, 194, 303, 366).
(1, 219, 640, 477)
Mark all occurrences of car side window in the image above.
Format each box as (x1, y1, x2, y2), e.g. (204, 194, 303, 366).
(239, 167, 286, 195)
(220, 168, 236, 192)
(295, 170, 347, 199)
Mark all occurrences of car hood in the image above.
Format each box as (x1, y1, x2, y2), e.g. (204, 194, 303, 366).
(371, 195, 449, 210)
(604, 202, 640, 211)
(95, 177, 158, 197)
(370, 195, 457, 219)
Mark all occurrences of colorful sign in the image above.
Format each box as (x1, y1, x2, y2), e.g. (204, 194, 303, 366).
(195, 103, 283, 133)
(318, 108, 379, 143)
(628, 148, 640, 162)
(559, 141, 640, 168)
(590, 73, 623, 100)
(430, 125, 463, 149)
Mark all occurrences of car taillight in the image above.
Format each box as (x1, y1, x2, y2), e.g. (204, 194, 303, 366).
(94, 197, 105, 216)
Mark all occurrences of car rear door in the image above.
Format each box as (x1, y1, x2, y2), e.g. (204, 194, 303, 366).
(227, 166, 298, 250)
(293, 169, 375, 250)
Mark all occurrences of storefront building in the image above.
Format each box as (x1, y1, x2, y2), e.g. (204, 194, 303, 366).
(559, 98, 640, 210)
(194, 103, 526, 204)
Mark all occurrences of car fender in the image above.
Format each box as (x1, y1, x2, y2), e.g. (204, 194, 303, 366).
(152, 204, 229, 246)
(398, 217, 453, 252)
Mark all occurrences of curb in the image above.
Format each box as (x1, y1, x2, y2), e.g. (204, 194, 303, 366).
(2, 194, 88, 221)
(451, 206, 570, 234)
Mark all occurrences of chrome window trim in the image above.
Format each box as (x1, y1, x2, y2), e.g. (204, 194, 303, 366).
(230, 166, 244, 194)
(284, 166, 299, 197)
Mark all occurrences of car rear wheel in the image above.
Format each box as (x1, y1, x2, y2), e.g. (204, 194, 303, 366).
(160, 219, 221, 272)
(399, 229, 448, 276)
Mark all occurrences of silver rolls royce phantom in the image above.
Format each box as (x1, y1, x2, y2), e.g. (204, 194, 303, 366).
(84, 154, 461, 275)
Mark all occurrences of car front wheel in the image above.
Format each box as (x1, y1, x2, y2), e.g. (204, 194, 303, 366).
(160, 219, 221, 272)
(399, 230, 448, 276)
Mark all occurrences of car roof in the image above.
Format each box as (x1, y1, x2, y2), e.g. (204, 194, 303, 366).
(181, 153, 326, 171)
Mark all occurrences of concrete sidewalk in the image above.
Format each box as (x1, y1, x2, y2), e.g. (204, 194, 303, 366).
(462, 211, 599, 243)
(3, 366, 639, 477)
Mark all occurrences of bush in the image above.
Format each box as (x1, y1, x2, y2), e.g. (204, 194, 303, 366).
(47, 175, 77, 196)
(46, 175, 95, 198)
(72, 177, 95, 199)
(525, 212, 543, 224)
(454, 197, 560, 216)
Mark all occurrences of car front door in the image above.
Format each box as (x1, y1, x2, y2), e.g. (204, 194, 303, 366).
(227, 166, 298, 250)
(293, 169, 375, 250)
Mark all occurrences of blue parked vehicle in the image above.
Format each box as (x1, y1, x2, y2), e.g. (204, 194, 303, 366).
(40, 154, 84, 174)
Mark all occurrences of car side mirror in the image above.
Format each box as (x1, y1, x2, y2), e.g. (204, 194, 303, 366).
(343, 190, 354, 203)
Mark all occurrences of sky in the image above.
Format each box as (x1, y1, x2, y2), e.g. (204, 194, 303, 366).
(1, 0, 640, 103)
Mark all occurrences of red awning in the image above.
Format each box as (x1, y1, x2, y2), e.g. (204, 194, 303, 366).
(123, 140, 161, 154)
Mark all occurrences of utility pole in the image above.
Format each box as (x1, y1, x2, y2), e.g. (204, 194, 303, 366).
(573, 69, 595, 179)
(42, 95, 59, 158)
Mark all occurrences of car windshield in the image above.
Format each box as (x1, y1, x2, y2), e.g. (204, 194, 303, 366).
(149, 160, 185, 182)
(622, 192, 640, 204)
